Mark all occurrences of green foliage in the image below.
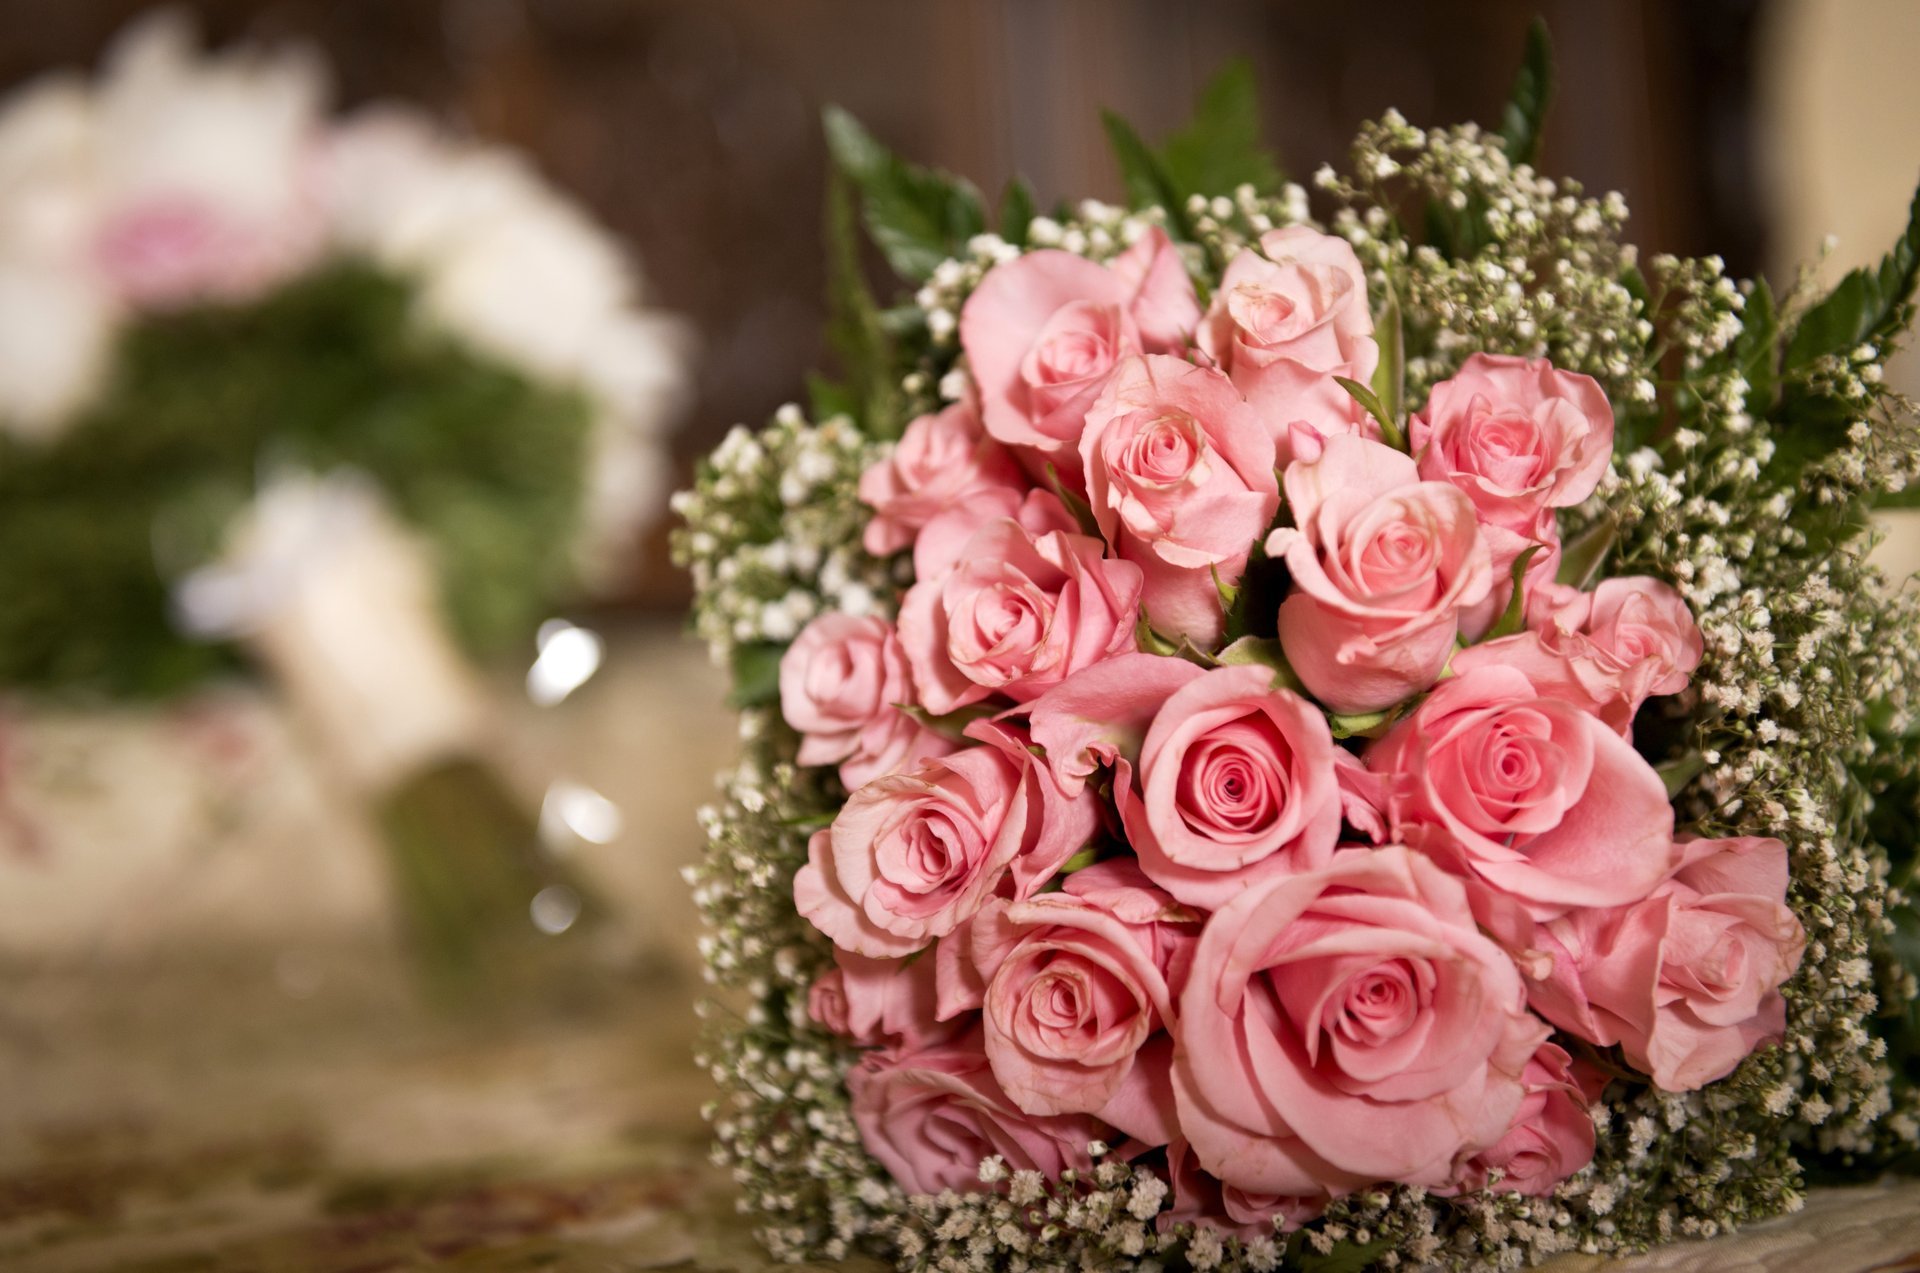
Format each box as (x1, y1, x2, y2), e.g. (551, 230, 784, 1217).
(998, 176, 1037, 247)
(1218, 539, 1288, 644)
(728, 640, 787, 709)
(1556, 515, 1616, 588)
(1044, 462, 1100, 536)
(1764, 180, 1920, 485)
(1328, 708, 1396, 740)
(1425, 20, 1555, 260)
(1285, 1233, 1393, 1273)
(1102, 112, 1184, 225)
(0, 261, 592, 697)
(1157, 61, 1283, 204)
(1371, 279, 1407, 424)
(1215, 635, 1305, 694)
(821, 105, 986, 284)
(821, 167, 906, 439)
(1499, 18, 1556, 168)
(1481, 544, 1545, 642)
(896, 700, 999, 743)
(1103, 60, 1282, 239)
(1786, 180, 1920, 369)
(1333, 375, 1405, 451)
(1734, 277, 1781, 416)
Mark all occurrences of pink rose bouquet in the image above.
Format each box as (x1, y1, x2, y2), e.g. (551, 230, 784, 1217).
(680, 28, 1920, 1272)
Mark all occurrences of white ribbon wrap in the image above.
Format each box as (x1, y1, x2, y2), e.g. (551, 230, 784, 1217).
(175, 472, 489, 792)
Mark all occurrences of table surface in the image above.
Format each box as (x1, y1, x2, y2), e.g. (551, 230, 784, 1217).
(2, 944, 1916, 1273)
(0, 629, 1915, 1271)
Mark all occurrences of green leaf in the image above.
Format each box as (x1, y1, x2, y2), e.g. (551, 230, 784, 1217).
(1556, 517, 1616, 589)
(777, 811, 836, 831)
(1045, 463, 1101, 536)
(1499, 18, 1555, 167)
(896, 700, 1000, 743)
(729, 641, 786, 709)
(1135, 611, 1182, 658)
(1334, 375, 1406, 451)
(1216, 635, 1305, 692)
(805, 373, 857, 422)
(1329, 709, 1395, 740)
(1157, 60, 1282, 202)
(1288, 1232, 1394, 1273)
(1786, 178, 1920, 368)
(1209, 563, 1239, 611)
(823, 166, 904, 439)
(1101, 61, 1280, 243)
(1482, 544, 1544, 642)
(1058, 845, 1102, 874)
(1217, 538, 1288, 644)
(1424, 195, 1481, 262)
(1102, 110, 1185, 226)
(822, 105, 985, 283)
(1372, 279, 1406, 425)
(998, 176, 1037, 247)
(1657, 752, 1707, 798)
(1733, 276, 1780, 416)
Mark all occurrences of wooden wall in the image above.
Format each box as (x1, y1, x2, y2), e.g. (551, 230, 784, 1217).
(0, 0, 1769, 602)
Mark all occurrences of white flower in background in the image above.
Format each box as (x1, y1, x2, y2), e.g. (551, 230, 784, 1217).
(0, 76, 94, 261)
(85, 11, 327, 307)
(0, 258, 114, 437)
(0, 9, 691, 577)
(0, 11, 326, 432)
(326, 109, 694, 578)
(0, 77, 112, 431)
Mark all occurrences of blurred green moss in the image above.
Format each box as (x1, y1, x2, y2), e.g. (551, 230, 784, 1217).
(0, 261, 593, 698)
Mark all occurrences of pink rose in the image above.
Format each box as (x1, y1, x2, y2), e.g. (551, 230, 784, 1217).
(1162, 1137, 1328, 1240)
(1412, 353, 1614, 534)
(959, 232, 1202, 476)
(794, 722, 1096, 958)
(1108, 226, 1205, 354)
(1366, 664, 1677, 915)
(859, 399, 1026, 557)
(1266, 435, 1493, 713)
(1196, 226, 1378, 451)
(1028, 652, 1206, 798)
(1333, 750, 1389, 843)
(1173, 846, 1548, 1194)
(1528, 836, 1804, 1092)
(961, 252, 1146, 472)
(848, 1028, 1102, 1196)
(1116, 663, 1342, 910)
(94, 192, 322, 309)
(1440, 1041, 1596, 1197)
(1080, 355, 1280, 644)
(912, 487, 1077, 583)
(897, 513, 1144, 715)
(1454, 577, 1704, 735)
(808, 946, 949, 1049)
(779, 614, 954, 789)
(806, 966, 855, 1036)
(957, 860, 1196, 1122)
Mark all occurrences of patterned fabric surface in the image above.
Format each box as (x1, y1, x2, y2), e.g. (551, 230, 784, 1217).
(0, 625, 1914, 1271)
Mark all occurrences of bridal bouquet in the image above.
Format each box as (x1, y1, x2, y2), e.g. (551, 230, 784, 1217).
(0, 13, 685, 997)
(679, 27, 1920, 1270)
(0, 12, 689, 695)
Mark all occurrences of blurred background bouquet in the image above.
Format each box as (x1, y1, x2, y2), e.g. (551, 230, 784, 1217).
(0, 11, 693, 994)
